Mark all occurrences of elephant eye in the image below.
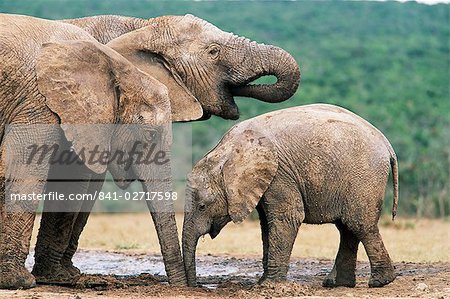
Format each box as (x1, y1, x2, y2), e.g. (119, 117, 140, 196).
(199, 203, 206, 211)
(207, 45, 220, 59)
(134, 115, 145, 124)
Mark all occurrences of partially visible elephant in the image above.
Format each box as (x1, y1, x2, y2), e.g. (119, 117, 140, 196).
(0, 13, 300, 289)
(34, 13, 301, 286)
(64, 14, 301, 119)
(0, 14, 178, 289)
(182, 104, 399, 288)
(0, 35, 178, 287)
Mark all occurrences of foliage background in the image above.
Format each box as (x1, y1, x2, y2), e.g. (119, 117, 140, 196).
(1, 0, 448, 217)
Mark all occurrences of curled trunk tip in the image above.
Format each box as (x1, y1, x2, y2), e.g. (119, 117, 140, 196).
(232, 44, 300, 103)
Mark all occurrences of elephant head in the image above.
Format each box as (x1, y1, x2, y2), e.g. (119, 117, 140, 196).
(182, 125, 279, 286)
(107, 14, 301, 120)
(35, 40, 186, 285)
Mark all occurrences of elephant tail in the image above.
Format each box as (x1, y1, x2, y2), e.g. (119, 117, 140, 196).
(380, 132, 399, 220)
(390, 151, 399, 220)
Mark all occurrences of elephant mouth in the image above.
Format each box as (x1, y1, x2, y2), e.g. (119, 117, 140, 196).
(208, 216, 230, 239)
(198, 111, 212, 121)
(209, 226, 220, 239)
(213, 86, 239, 120)
(201, 74, 275, 121)
(223, 94, 239, 120)
(226, 76, 261, 106)
(223, 79, 273, 120)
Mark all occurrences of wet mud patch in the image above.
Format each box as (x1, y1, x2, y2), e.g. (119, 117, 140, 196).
(74, 273, 160, 290)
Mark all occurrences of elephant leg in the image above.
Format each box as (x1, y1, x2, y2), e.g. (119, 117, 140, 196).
(60, 209, 92, 276)
(262, 214, 301, 282)
(0, 190, 38, 289)
(256, 202, 269, 282)
(258, 179, 304, 283)
(323, 221, 359, 288)
(145, 198, 187, 286)
(0, 180, 45, 289)
(0, 123, 58, 289)
(361, 227, 395, 287)
(61, 173, 104, 275)
(32, 160, 93, 284)
(32, 211, 82, 284)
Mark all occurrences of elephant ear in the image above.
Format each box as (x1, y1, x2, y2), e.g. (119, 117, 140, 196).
(107, 40, 203, 122)
(222, 128, 278, 223)
(36, 40, 131, 173)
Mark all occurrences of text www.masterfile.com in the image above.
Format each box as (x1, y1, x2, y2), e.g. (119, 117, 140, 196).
(9, 191, 178, 201)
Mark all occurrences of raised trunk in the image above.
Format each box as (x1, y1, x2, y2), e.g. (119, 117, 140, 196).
(144, 183, 187, 286)
(231, 44, 300, 103)
(182, 217, 200, 287)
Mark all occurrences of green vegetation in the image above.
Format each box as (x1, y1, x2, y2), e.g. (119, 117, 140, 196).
(1, 1, 448, 217)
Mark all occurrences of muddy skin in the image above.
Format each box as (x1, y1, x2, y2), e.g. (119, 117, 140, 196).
(321, 221, 359, 288)
(31, 212, 81, 286)
(0, 13, 300, 289)
(182, 104, 399, 288)
(0, 267, 36, 290)
(32, 265, 80, 286)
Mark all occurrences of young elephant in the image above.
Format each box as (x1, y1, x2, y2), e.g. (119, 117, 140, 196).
(182, 104, 399, 288)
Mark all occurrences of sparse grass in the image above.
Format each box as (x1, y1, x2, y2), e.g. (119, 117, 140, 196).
(31, 213, 450, 263)
(379, 216, 416, 229)
(115, 243, 140, 250)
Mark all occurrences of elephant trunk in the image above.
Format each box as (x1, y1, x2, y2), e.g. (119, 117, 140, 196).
(182, 215, 200, 287)
(144, 183, 187, 286)
(231, 43, 300, 103)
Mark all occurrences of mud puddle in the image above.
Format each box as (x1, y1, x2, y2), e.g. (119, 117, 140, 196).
(26, 250, 261, 279)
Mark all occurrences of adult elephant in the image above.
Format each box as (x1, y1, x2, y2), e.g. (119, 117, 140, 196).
(64, 14, 300, 117)
(0, 13, 300, 289)
(0, 14, 186, 289)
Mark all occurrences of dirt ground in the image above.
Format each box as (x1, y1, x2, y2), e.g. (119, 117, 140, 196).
(2, 255, 449, 298)
(0, 214, 449, 298)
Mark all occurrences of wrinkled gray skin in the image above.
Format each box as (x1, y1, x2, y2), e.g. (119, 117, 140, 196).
(183, 104, 399, 288)
(0, 28, 181, 288)
(0, 13, 300, 289)
(65, 14, 300, 118)
(45, 14, 298, 286)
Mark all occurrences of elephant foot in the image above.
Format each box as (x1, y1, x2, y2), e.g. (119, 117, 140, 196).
(322, 270, 356, 288)
(32, 263, 79, 285)
(168, 276, 188, 287)
(368, 268, 396, 288)
(258, 274, 286, 285)
(61, 259, 81, 276)
(322, 275, 356, 288)
(0, 265, 36, 289)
